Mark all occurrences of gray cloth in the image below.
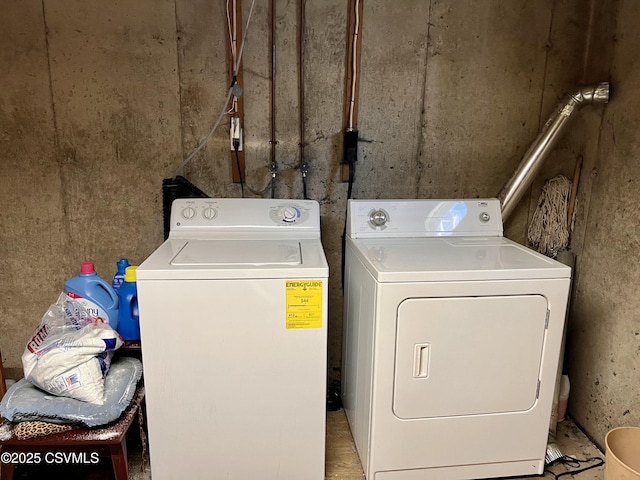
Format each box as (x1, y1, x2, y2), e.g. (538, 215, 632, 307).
(0, 357, 142, 427)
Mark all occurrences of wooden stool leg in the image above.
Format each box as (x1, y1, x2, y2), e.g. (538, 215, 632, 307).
(110, 439, 129, 480)
(1, 455, 15, 480)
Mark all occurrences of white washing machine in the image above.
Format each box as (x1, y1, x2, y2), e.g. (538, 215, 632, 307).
(342, 199, 571, 480)
(137, 198, 328, 480)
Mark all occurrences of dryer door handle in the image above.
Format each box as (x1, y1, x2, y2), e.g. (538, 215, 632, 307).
(413, 343, 430, 378)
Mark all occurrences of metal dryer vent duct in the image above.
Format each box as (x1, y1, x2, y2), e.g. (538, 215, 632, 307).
(498, 82, 610, 221)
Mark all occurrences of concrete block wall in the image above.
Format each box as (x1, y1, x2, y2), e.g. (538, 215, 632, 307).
(566, 0, 640, 448)
(0, 0, 636, 450)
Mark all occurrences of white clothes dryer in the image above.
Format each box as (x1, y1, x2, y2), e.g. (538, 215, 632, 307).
(342, 199, 571, 480)
(137, 198, 328, 480)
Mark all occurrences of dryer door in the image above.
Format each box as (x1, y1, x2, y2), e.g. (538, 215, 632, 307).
(393, 295, 548, 419)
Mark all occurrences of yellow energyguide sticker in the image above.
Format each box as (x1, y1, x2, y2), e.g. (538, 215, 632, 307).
(285, 279, 323, 329)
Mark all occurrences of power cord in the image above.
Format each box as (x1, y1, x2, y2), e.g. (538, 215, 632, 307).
(231, 117, 272, 197)
(173, 0, 256, 177)
(545, 455, 605, 479)
(233, 140, 244, 198)
(269, 161, 278, 198)
(301, 161, 309, 200)
(340, 141, 357, 290)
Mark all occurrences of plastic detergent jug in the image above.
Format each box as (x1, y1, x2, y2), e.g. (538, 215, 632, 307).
(65, 262, 119, 329)
(112, 258, 129, 290)
(117, 266, 140, 341)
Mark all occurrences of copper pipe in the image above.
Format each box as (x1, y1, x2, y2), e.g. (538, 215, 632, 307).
(270, 0, 277, 167)
(298, 0, 306, 165)
(341, 0, 364, 182)
(343, 0, 363, 130)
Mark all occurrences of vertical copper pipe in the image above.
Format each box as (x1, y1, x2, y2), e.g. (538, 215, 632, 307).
(343, 0, 363, 130)
(299, 0, 309, 198)
(298, 0, 306, 165)
(341, 0, 363, 182)
(270, 0, 277, 167)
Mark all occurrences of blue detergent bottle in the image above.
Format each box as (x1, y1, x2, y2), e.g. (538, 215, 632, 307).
(112, 258, 129, 290)
(118, 266, 140, 341)
(65, 261, 119, 329)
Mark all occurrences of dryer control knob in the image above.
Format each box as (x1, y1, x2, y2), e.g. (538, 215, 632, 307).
(479, 212, 491, 222)
(182, 207, 196, 220)
(369, 209, 388, 227)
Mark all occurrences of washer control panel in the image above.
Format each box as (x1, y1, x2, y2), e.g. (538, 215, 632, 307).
(178, 203, 218, 222)
(269, 203, 312, 225)
(347, 199, 503, 238)
(170, 198, 320, 236)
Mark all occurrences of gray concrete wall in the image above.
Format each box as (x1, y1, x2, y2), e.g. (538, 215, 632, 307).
(1, 0, 183, 378)
(0, 1, 631, 449)
(566, 0, 640, 449)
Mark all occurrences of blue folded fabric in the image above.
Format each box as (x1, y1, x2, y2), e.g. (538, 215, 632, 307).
(0, 357, 142, 427)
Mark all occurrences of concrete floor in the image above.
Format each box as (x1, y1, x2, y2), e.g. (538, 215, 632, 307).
(8, 411, 605, 479)
(324, 411, 606, 480)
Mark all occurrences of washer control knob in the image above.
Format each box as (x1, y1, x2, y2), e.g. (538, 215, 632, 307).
(202, 207, 217, 220)
(479, 212, 491, 222)
(281, 206, 299, 223)
(369, 209, 388, 227)
(182, 207, 196, 220)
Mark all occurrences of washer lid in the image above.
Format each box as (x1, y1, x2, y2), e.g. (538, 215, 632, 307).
(137, 238, 328, 280)
(171, 240, 301, 266)
(348, 236, 571, 282)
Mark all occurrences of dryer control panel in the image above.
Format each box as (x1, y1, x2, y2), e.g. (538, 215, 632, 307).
(169, 198, 320, 238)
(347, 199, 503, 238)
